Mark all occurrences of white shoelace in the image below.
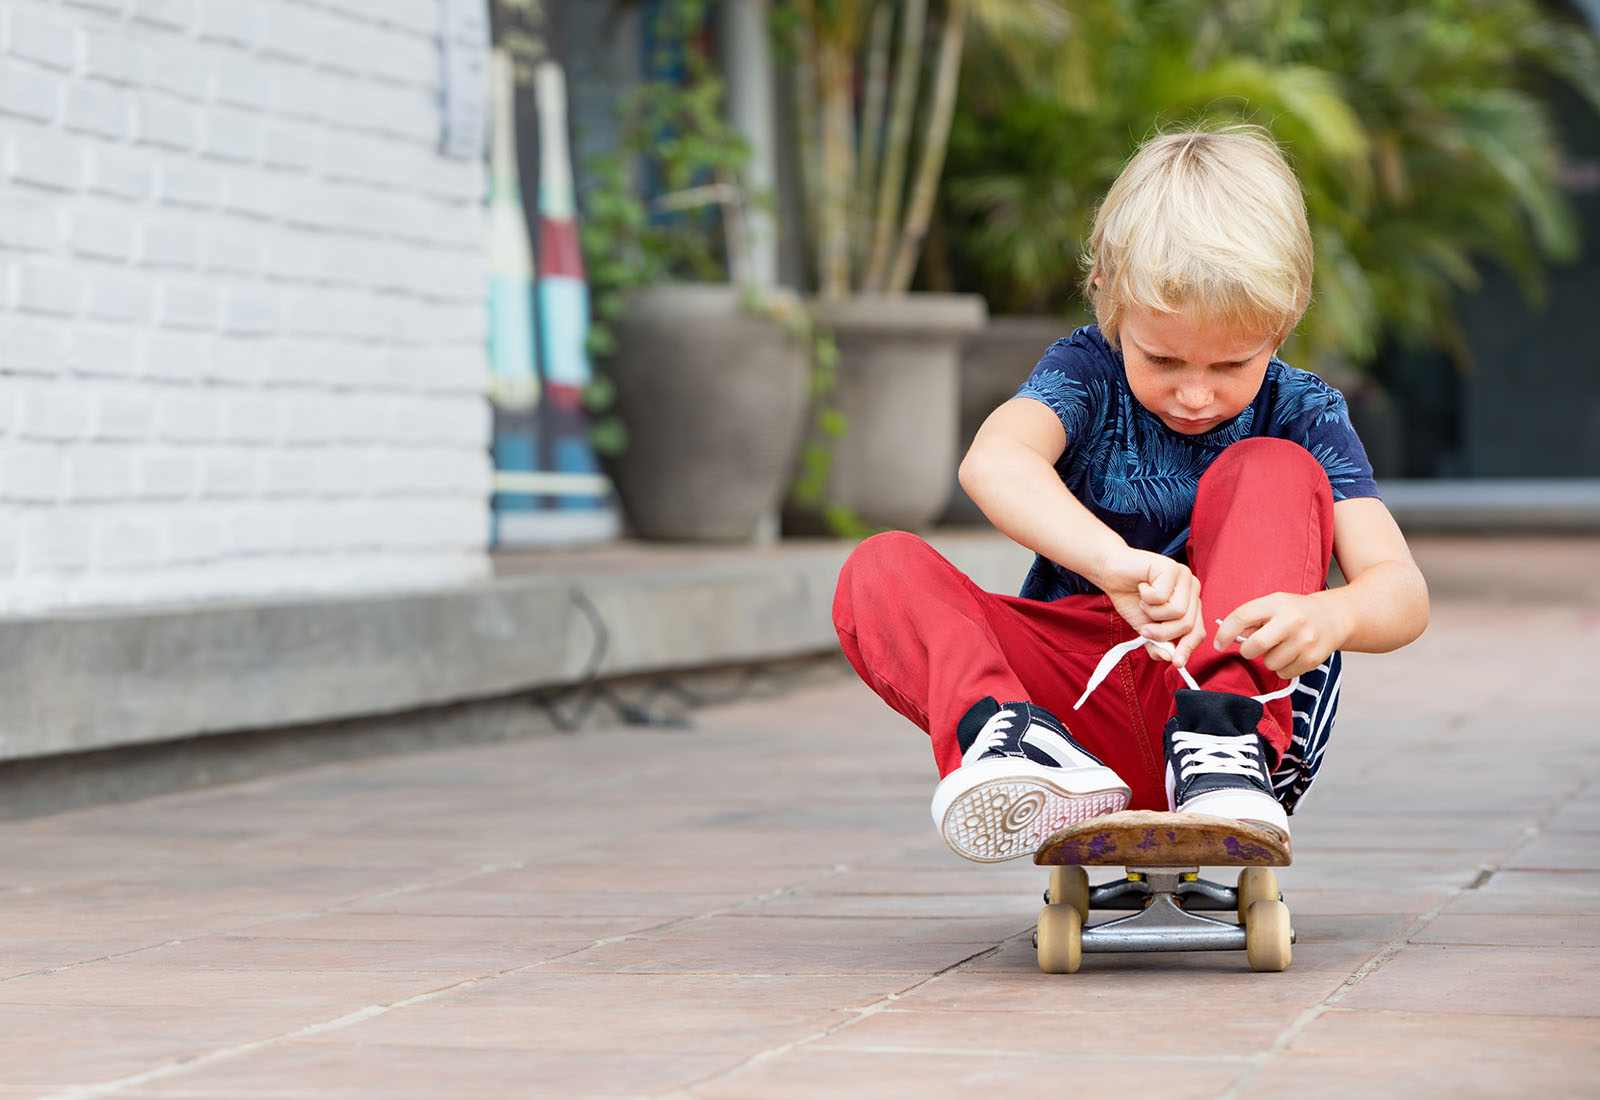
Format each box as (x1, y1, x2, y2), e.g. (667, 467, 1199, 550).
(965, 707, 1021, 761)
(1073, 622, 1299, 711)
(1168, 729, 1264, 780)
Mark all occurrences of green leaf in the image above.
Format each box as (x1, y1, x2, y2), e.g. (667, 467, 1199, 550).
(582, 374, 618, 411)
(585, 326, 617, 359)
(589, 416, 629, 457)
(823, 504, 878, 540)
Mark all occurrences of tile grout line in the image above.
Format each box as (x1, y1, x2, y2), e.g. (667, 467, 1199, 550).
(0, 859, 536, 987)
(39, 1004, 398, 1100)
(2, 818, 844, 987)
(769, 1043, 1260, 1063)
(654, 928, 1026, 1099)
(34, 934, 648, 1100)
(30, 864, 865, 1099)
(1214, 765, 1597, 1099)
(608, 845, 958, 1097)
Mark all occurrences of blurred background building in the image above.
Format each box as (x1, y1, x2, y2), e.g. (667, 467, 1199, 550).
(7, 0, 1599, 619)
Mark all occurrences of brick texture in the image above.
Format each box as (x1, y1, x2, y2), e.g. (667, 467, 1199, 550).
(0, 0, 492, 614)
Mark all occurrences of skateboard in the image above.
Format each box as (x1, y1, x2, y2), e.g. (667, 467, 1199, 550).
(1031, 810, 1294, 974)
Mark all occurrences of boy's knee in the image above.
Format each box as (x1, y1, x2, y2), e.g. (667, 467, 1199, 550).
(834, 531, 939, 625)
(838, 531, 934, 590)
(1210, 436, 1317, 470)
(1199, 438, 1330, 501)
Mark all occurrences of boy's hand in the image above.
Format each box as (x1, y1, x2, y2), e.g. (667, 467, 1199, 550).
(1214, 592, 1350, 679)
(1097, 548, 1205, 667)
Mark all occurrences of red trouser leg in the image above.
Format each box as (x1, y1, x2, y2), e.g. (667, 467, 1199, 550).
(831, 439, 1335, 810)
(833, 531, 1165, 801)
(832, 531, 1027, 770)
(1174, 437, 1335, 758)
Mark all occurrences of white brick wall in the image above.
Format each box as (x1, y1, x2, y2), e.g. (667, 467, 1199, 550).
(0, 0, 492, 615)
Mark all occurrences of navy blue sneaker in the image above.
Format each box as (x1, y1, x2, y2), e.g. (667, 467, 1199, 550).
(1165, 690, 1290, 838)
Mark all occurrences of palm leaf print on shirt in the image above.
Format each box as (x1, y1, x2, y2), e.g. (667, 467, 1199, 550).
(1272, 367, 1348, 427)
(1019, 369, 1101, 443)
(1271, 367, 1323, 408)
(1319, 394, 1352, 427)
(1091, 424, 1213, 525)
(1308, 442, 1363, 497)
(1204, 404, 1258, 446)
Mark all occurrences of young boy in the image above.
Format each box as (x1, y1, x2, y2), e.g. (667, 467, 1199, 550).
(832, 127, 1429, 862)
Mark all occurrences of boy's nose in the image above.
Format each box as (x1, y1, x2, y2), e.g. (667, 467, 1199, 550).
(1177, 386, 1212, 411)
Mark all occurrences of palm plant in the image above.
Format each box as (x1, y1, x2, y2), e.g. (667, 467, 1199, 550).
(1280, 0, 1600, 366)
(777, 0, 1071, 298)
(939, 0, 1600, 369)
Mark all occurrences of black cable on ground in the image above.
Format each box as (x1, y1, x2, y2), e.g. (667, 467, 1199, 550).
(531, 588, 847, 732)
(536, 589, 611, 732)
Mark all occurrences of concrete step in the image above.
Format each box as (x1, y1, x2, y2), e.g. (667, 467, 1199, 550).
(0, 532, 1032, 763)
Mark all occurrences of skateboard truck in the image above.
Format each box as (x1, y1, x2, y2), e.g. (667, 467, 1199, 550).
(1032, 811, 1296, 973)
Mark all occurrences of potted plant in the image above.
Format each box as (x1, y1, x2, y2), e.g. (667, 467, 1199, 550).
(580, 0, 811, 543)
(933, 0, 1600, 467)
(777, 0, 1071, 532)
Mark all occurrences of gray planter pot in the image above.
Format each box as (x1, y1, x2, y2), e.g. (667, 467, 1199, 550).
(605, 284, 809, 541)
(942, 315, 1074, 524)
(788, 293, 987, 532)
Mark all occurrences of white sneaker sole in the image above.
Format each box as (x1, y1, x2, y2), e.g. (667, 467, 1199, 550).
(930, 758, 1131, 863)
(1177, 788, 1291, 839)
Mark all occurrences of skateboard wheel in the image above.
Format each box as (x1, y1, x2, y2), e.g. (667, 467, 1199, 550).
(1046, 866, 1090, 918)
(1036, 903, 1082, 974)
(1245, 899, 1292, 972)
(1236, 867, 1280, 922)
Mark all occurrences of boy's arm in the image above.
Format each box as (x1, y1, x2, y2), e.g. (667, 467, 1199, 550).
(1215, 496, 1429, 676)
(960, 398, 1207, 661)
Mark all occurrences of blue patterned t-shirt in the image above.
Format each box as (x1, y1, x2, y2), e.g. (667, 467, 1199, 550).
(1014, 325, 1379, 601)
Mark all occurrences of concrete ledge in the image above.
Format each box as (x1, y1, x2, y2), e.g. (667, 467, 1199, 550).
(0, 532, 1034, 763)
(0, 657, 852, 821)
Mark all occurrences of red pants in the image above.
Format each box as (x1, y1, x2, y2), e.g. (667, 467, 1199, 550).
(832, 438, 1335, 811)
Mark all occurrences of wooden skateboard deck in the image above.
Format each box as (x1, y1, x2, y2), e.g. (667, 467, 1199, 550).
(1034, 810, 1291, 868)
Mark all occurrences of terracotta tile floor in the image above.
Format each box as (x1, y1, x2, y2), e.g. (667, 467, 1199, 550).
(2, 535, 1599, 1097)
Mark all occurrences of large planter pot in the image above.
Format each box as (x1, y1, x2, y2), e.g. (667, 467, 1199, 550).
(605, 284, 809, 541)
(787, 293, 987, 532)
(942, 315, 1075, 524)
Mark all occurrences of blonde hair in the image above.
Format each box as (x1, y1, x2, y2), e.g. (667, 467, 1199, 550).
(1084, 126, 1313, 348)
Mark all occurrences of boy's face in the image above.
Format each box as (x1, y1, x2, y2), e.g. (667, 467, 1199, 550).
(1118, 308, 1276, 435)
